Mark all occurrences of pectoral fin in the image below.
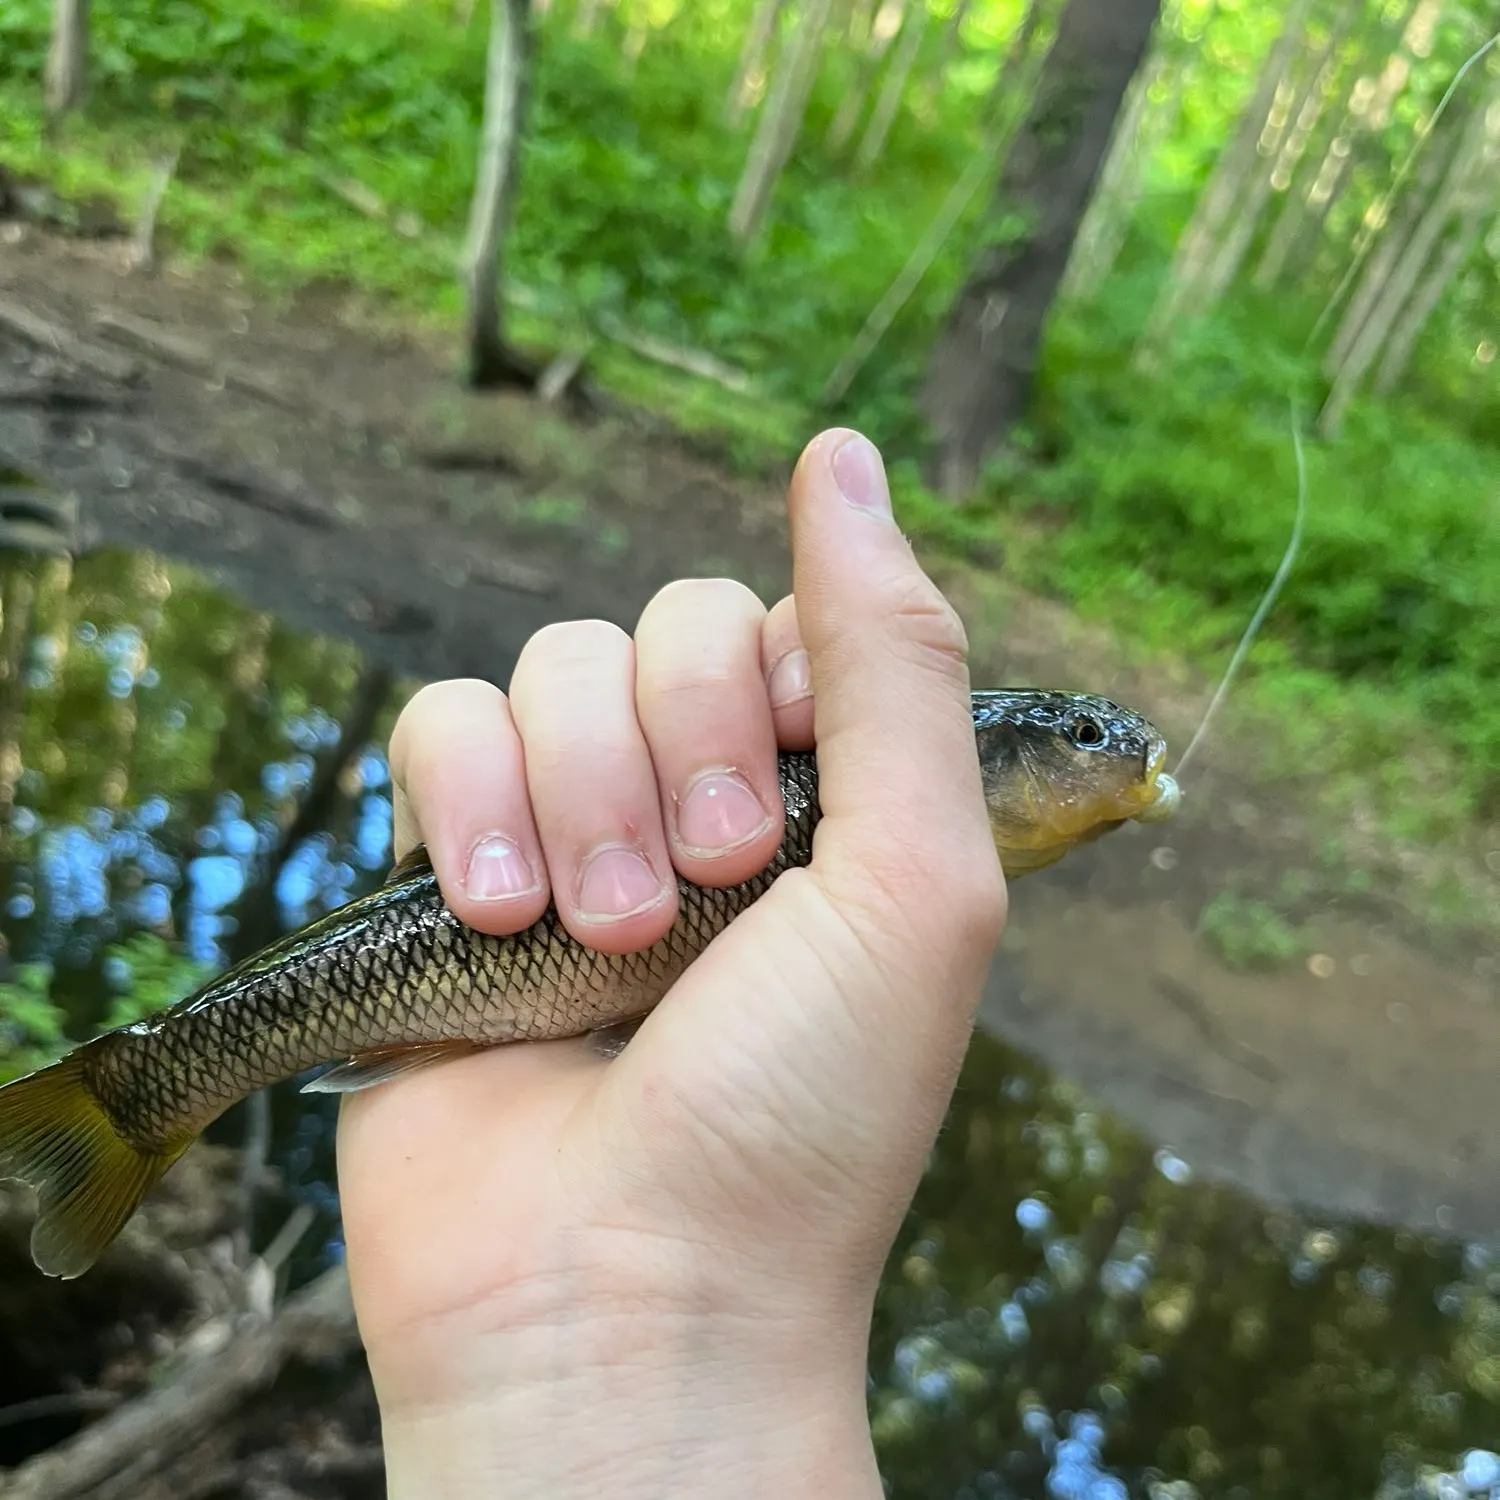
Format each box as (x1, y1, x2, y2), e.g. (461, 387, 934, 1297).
(300, 1040, 483, 1095)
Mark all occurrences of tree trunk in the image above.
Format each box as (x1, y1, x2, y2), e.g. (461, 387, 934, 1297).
(463, 0, 537, 389)
(725, 0, 789, 128)
(44, 0, 89, 125)
(921, 0, 1164, 497)
(1135, 0, 1317, 357)
(826, 0, 907, 152)
(1060, 1, 1173, 303)
(1198, 3, 1360, 308)
(729, 0, 838, 249)
(1372, 197, 1490, 394)
(853, 0, 928, 171)
(929, 0, 974, 89)
(1319, 79, 1495, 435)
(1256, 0, 1434, 288)
(1322, 86, 1469, 375)
(982, 0, 1050, 128)
(572, 0, 605, 37)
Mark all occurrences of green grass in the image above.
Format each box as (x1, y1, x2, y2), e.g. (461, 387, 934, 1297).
(2, 0, 1498, 923)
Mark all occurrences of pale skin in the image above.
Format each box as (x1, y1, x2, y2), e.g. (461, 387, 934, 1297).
(336, 428, 1009, 1498)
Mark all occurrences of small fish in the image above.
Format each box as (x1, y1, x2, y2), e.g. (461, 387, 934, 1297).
(0, 689, 1178, 1279)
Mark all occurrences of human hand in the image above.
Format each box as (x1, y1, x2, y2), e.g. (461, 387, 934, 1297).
(337, 428, 1008, 1499)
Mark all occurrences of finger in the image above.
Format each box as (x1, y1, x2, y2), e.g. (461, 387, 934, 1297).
(634, 579, 782, 888)
(387, 680, 550, 935)
(790, 429, 1006, 963)
(760, 595, 814, 751)
(508, 620, 678, 953)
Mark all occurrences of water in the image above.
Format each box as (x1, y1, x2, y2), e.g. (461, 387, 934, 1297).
(0, 545, 1496, 1497)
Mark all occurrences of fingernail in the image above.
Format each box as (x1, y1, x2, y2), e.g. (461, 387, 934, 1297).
(577, 844, 666, 922)
(675, 770, 771, 858)
(465, 835, 540, 902)
(831, 433, 891, 516)
(768, 648, 812, 708)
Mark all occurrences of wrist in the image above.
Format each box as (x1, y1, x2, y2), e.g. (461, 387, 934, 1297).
(374, 1300, 882, 1500)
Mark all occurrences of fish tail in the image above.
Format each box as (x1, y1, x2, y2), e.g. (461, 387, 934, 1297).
(0, 1050, 187, 1279)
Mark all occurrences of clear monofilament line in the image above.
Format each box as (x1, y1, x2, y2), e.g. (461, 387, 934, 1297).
(1172, 399, 1308, 781)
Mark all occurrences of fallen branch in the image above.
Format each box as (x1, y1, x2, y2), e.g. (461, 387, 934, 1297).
(0, 296, 143, 385)
(311, 173, 754, 398)
(0, 1395, 120, 1433)
(90, 308, 302, 412)
(593, 315, 753, 393)
(0, 1266, 358, 1500)
(316, 172, 424, 240)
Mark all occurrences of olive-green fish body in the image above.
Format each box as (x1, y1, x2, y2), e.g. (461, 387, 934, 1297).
(0, 690, 1177, 1279)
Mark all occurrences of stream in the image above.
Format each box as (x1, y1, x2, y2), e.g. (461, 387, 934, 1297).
(0, 545, 1496, 1500)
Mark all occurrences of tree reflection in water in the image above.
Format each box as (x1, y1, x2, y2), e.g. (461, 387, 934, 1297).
(0, 546, 1496, 1498)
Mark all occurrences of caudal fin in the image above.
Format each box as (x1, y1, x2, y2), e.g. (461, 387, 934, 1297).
(0, 1050, 185, 1279)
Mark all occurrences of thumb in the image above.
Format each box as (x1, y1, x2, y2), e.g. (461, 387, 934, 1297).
(791, 428, 1006, 991)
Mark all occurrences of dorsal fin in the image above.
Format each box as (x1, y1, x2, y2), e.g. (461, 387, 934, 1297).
(384, 842, 435, 886)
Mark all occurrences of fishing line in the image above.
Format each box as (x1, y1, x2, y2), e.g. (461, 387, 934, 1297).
(1168, 29, 1497, 785)
(1171, 398, 1307, 780)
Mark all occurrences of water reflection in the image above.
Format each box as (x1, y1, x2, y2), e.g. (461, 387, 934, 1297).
(872, 1037, 1500, 1498)
(0, 544, 1497, 1496)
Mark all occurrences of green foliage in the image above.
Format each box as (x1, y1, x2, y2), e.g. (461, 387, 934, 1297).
(962, 274, 1500, 833)
(1, 0, 1497, 856)
(0, 937, 213, 1084)
(1196, 890, 1309, 972)
(0, 963, 67, 1083)
(97, 934, 214, 1032)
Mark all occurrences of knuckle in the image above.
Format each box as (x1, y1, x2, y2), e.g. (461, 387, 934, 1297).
(953, 847, 1008, 949)
(513, 620, 633, 697)
(883, 572, 970, 675)
(389, 678, 506, 777)
(645, 576, 762, 618)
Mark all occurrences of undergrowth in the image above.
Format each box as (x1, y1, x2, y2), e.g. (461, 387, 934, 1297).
(2, 0, 1498, 864)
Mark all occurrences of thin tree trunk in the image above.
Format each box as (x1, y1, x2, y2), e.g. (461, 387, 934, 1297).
(1373, 199, 1490, 394)
(853, 0, 928, 171)
(983, 0, 1050, 127)
(1197, 3, 1360, 308)
(729, 0, 838, 249)
(44, 0, 89, 125)
(921, 0, 1164, 497)
(725, 0, 789, 128)
(1135, 0, 1317, 358)
(929, 0, 974, 88)
(1257, 0, 1435, 287)
(1319, 81, 1494, 435)
(463, 0, 537, 389)
(1060, 3, 1173, 303)
(1243, 4, 1359, 287)
(1322, 88, 1469, 375)
(826, 0, 908, 152)
(572, 0, 604, 36)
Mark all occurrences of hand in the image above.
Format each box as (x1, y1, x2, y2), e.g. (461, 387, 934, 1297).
(336, 428, 1008, 1499)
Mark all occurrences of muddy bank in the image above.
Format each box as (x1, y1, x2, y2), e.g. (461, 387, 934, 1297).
(2, 225, 1496, 1246)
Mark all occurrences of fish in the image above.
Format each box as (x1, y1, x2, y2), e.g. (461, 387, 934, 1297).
(0, 688, 1179, 1279)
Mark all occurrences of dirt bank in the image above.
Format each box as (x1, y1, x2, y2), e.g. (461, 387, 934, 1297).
(2, 225, 1496, 1245)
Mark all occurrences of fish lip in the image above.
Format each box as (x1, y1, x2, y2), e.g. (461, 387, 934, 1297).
(1126, 738, 1180, 825)
(1135, 769, 1181, 824)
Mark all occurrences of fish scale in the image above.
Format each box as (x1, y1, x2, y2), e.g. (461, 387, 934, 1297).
(81, 752, 822, 1158)
(0, 690, 1177, 1278)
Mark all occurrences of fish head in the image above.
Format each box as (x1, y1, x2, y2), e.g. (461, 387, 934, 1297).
(971, 690, 1181, 877)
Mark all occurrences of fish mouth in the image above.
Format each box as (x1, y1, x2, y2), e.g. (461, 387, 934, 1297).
(1131, 741, 1181, 825)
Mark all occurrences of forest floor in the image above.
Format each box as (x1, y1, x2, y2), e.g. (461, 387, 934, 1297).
(2, 221, 1498, 1255)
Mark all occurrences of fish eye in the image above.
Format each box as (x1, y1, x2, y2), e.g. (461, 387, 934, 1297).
(1069, 714, 1106, 749)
